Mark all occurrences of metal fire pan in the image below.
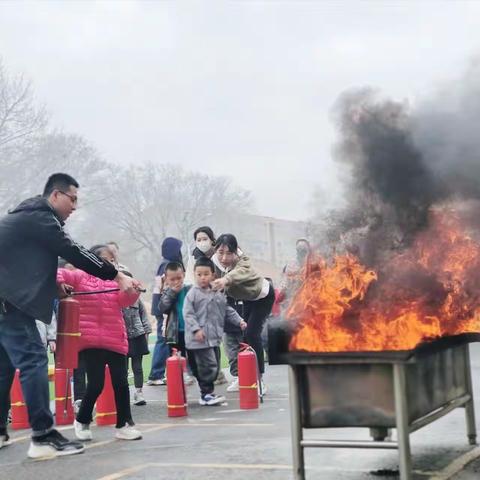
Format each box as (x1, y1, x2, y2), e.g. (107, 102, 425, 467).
(296, 343, 470, 428)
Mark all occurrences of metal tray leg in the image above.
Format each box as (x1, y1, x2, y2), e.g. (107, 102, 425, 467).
(394, 363, 412, 480)
(464, 345, 477, 445)
(289, 366, 305, 480)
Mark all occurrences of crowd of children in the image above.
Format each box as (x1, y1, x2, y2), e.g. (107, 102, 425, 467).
(44, 225, 278, 444)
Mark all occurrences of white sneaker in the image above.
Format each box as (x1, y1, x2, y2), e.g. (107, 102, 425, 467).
(146, 378, 166, 386)
(0, 433, 12, 449)
(27, 429, 84, 459)
(183, 374, 195, 386)
(226, 377, 239, 392)
(74, 420, 92, 441)
(133, 391, 147, 406)
(115, 424, 142, 440)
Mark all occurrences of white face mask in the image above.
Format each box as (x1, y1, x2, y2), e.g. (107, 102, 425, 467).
(196, 239, 212, 253)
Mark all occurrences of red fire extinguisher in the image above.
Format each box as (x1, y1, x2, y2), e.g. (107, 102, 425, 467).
(56, 297, 81, 369)
(166, 349, 187, 417)
(238, 343, 260, 410)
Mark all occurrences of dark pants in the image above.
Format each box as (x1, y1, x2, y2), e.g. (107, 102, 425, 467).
(188, 347, 220, 396)
(0, 307, 53, 436)
(129, 356, 144, 389)
(148, 316, 169, 380)
(73, 354, 87, 401)
(244, 285, 275, 375)
(77, 349, 133, 429)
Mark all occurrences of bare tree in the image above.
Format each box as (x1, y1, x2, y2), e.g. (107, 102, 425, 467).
(101, 162, 252, 265)
(0, 59, 47, 151)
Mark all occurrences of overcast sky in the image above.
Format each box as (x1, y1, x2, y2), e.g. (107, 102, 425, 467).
(1, 1, 480, 220)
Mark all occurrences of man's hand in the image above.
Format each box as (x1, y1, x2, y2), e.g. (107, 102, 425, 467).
(211, 277, 227, 291)
(115, 271, 141, 294)
(48, 341, 56, 353)
(194, 329, 206, 342)
(239, 320, 247, 331)
(57, 283, 74, 298)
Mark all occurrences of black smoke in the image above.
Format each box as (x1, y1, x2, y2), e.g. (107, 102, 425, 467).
(329, 60, 480, 265)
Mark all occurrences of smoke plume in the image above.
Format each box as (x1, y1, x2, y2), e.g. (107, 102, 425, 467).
(330, 58, 480, 265)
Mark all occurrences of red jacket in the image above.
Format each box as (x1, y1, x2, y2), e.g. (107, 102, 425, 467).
(57, 268, 139, 355)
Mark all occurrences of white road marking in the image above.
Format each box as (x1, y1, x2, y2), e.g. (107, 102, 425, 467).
(428, 446, 480, 480)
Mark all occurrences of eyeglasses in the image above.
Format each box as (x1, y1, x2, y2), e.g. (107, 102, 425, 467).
(58, 190, 78, 205)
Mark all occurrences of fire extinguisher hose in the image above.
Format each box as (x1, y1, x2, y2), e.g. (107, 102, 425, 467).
(69, 287, 146, 296)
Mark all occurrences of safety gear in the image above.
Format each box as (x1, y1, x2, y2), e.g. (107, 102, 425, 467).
(56, 297, 80, 369)
(196, 239, 212, 253)
(166, 349, 187, 417)
(238, 344, 259, 410)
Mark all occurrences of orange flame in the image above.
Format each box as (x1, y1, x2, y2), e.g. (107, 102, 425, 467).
(287, 211, 480, 352)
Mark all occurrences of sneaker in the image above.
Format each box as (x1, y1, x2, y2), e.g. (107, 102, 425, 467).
(74, 420, 92, 441)
(183, 374, 195, 386)
(226, 377, 239, 392)
(198, 393, 226, 406)
(115, 424, 142, 440)
(73, 399, 82, 415)
(0, 432, 12, 449)
(214, 370, 228, 385)
(27, 429, 85, 459)
(146, 377, 167, 386)
(133, 391, 147, 406)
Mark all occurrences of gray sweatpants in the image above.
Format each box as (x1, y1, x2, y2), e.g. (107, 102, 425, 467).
(223, 332, 244, 377)
(188, 347, 220, 396)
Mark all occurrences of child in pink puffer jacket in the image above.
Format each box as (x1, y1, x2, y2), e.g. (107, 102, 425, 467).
(57, 244, 142, 442)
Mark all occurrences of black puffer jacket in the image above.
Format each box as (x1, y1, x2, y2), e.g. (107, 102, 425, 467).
(0, 196, 118, 323)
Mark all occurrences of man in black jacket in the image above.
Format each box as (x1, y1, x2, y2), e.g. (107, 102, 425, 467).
(0, 173, 139, 459)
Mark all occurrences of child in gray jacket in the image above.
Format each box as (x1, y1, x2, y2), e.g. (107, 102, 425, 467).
(183, 257, 246, 405)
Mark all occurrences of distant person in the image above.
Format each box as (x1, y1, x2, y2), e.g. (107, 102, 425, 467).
(147, 237, 183, 386)
(0, 173, 138, 458)
(211, 234, 275, 394)
(183, 257, 246, 405)
(58, 244, 143, 442)
(279, 238, 312, 306)
(122, 272, 152, 406)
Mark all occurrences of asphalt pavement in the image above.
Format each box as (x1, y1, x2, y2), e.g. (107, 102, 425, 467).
(2, 344, 480, 480)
